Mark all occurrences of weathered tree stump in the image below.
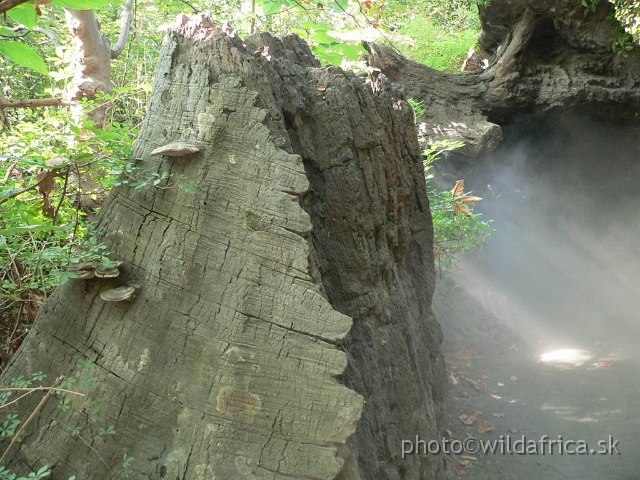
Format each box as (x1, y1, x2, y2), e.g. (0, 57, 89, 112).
(2, 15, 446, 480)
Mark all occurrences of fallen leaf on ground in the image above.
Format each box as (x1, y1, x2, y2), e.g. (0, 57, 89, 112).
(460, 459, 471, 467)
(510, 375, 519, 382)
(460, 391, 470, 397)
(508, 427, 520, 434)
(599, 359, 614, 368)
(444, 429, 454, 439)
(449, 372, 459, 386)
(478, 420, 494, 434)
(491, 413, 504, 418)
(459, 410, 481, 426)
(456, 467, 467, 476)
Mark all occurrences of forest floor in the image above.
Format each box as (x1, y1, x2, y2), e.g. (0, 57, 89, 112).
(435, 277, 640, 480)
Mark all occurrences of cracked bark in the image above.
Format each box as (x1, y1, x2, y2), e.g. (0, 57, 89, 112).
(1, 14, 446, 480)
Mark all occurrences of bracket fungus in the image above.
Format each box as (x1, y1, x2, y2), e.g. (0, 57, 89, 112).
(74, 268, 96, 280)
(95, 267, 120, 279)
(69, 260, 124, 280)
(150, 142, 200, 157)
(99, 285, 138, 302)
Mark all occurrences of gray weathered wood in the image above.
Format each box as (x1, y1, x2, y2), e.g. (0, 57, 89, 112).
(2, 14, 448, 480)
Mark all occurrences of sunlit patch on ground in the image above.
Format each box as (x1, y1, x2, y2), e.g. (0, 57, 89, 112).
(541, 403, 621, 423)
(538, 348, 593, 367)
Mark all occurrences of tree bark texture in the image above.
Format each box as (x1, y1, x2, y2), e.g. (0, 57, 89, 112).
(2, 14, 446, 480)
(366, 0, 640, 160)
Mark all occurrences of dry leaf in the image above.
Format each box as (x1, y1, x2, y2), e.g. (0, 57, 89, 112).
(449, 372, 459, 386)
(508, 427, 520, 434)
(317, 84, 327, 92)
(478, 420, 494, 434)
(599, 359, 614, 368)
(37, 170, 55, 217)
(453, 203, 473, 217)
(491, 413, 504, 418)
(510, 375, 518, 382)
(460, 460, 471, 467)
(451, 179, 464, 198)
(460, 391, 470, 398)
(459, 410, 480, 426)
(460, 195, 483, 204)
(444, 429, 454, 439)
(456, 467, 467, 476)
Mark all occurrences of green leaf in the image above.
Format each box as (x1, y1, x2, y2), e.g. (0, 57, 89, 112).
(7, 3, 38, 29)
(51, 0, 117, 9)
(333, 43, 366, 61)
(332, 0, 348, 11)
(0, 41, 47, 74)
(258, 0, 282, 15)
(311, 31, 339, 44)
(315, 49, 343, 66)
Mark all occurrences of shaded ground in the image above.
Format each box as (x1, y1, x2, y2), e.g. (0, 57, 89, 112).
(436, 277, 640, 479)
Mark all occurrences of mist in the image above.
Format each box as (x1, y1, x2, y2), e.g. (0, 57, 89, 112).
(456, 111, 640, 354)
(435, 111, 640, 479)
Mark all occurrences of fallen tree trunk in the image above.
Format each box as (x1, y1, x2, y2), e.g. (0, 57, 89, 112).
(367, 0, 640, 160)
(1, 14, 446, 480)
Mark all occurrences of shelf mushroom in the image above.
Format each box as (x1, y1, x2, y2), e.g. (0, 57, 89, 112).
(100, 285, 138, 302)
(150, 142, 200, 157)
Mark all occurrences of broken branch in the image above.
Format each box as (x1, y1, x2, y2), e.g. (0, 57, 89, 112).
(0, 97, 72, 109)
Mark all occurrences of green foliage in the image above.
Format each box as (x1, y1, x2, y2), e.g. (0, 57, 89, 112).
(121, 454, 135, 478)
(407, 98, 426, 118)
(423, 140, 495, 272)
(399, 17, 479, 72)
(581, 0, 601, 16)
(0, 359, 124, 479)
(582, 0, 639, 55)
(0, 42, 47, 74)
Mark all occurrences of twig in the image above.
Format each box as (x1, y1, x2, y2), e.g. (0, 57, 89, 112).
(0, 375, 63, 465)
(0, 385, 84, 396)
(0, 97, 72, 109)
(73, 433, 114, 475)
(177, 0, 198, 13)
(2, 161, 17, 184)
(0, 166, 65, 206)
(353, 0, 402, 53)
(52, 166, 70, 226)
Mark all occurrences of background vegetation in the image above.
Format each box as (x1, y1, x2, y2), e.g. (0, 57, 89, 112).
(2, 0, 639, 476)
(0, 0, 490, 362)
